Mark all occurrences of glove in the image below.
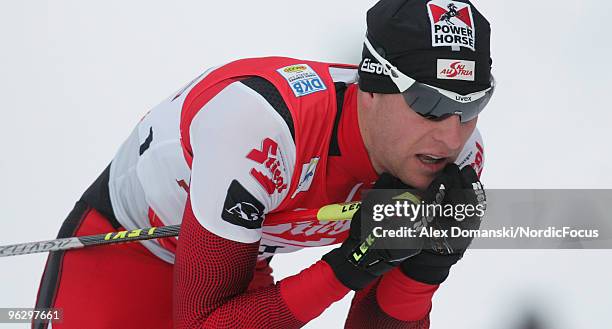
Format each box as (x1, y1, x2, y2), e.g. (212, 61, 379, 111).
(401, 164, 486, 285)
(322, 173, 423, 290)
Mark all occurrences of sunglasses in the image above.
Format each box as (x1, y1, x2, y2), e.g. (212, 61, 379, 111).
(363, 36, 495, 123)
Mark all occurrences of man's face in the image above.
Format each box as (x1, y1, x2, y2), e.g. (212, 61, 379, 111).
(359, 92, 477, 189)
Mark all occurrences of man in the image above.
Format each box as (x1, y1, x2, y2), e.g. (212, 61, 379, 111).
(33, 0, 493, 328)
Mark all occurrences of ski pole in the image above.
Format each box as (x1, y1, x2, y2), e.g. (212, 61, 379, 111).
(0, 201, 361, 257)
(0, 225, 180, 258)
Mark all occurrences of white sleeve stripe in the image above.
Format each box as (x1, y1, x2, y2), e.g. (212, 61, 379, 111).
(329, 67, 358, 84)
(188, 81, 296, 243)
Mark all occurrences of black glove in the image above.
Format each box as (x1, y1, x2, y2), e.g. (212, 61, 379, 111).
(322, 173, 423, 290)
(401, 164, 486, 285)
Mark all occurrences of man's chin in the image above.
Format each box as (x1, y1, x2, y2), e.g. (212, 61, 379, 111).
(397, 172, 435, 190)
(394, 158, 448, 189)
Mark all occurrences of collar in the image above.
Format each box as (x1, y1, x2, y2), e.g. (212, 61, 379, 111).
(335, 84, 379, 185)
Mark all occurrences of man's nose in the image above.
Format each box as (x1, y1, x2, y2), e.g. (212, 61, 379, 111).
(432, 115, 463, 151)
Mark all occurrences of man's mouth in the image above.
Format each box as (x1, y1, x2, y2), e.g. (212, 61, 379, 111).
(417, 154, 447, 165)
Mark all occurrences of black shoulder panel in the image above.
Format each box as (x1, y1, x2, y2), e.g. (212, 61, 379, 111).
(328, 82, 348, 156)
(241, 77, 295, 141)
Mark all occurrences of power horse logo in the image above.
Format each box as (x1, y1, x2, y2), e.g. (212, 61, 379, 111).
(427, 0, 476, 51)
(439, 3, 461, 25)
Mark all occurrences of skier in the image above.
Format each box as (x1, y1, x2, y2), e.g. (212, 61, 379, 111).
(33, 0, 493, 328)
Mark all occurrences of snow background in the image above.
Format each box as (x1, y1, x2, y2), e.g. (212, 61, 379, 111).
(0, 0, 611, 328)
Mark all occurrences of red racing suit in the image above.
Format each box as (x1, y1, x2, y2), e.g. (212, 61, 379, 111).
(172, 57, 484, 328)
(34, 57, 485, 329)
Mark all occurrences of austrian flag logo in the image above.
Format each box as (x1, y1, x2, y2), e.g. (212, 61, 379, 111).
(427, 0, 476, 51)
(437, 59, 475, 81)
